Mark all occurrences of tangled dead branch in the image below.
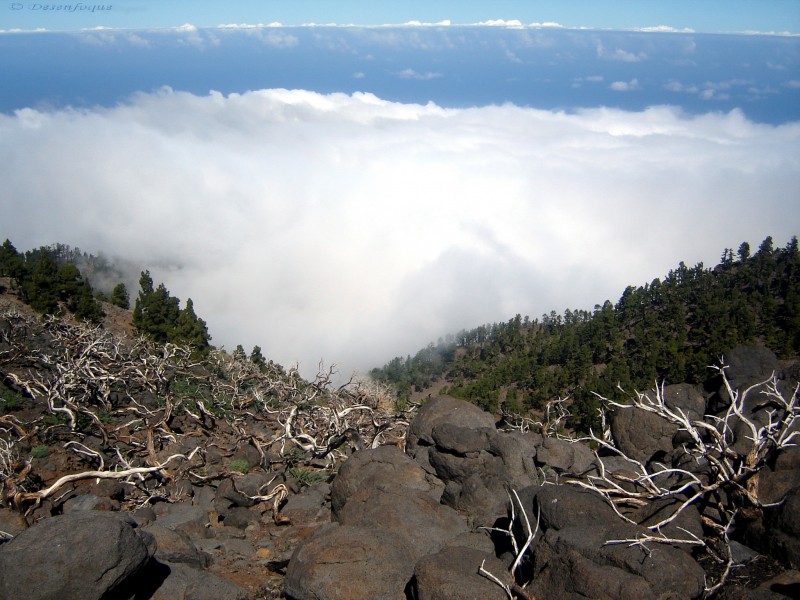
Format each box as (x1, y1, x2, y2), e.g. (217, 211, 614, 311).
(0, 308, 415, 517)
(565, 366, 799, 592)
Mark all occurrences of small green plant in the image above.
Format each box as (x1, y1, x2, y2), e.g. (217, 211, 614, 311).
(0, 389, 23, 413)
(229, 459, 250, 474)
(41, 412, 70, 427)
(31, 445, 50, 459)
(287, 466, 327, 486)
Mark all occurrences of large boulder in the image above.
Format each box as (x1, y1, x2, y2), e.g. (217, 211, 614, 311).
(284, 523, 416, 600)
(337, 485, 467, 560)
(148, 561, 249, 600)
(0, 511, 155, 600)
(287, 446, 470, 599)
(764, 487, 800, 569)
(521, 483, 706, 599)
(531, 523, 706, 600)
(411, 545, 508, 600)
(534, 436, 597, 475)
(610, 383, 706, 464)
(408, 396, 540, 524)
(331, 444, 442, 516)
(406, 396, 497, 456)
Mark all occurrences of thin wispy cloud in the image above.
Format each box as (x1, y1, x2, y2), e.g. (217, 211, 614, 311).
(1, 90, 798, 379)
(396, 68, 442, 80)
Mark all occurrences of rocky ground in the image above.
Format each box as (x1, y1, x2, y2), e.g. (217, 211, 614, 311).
(0, 289, 799, 599)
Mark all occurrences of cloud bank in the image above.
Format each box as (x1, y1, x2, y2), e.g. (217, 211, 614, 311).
(1, 89, 798, 378)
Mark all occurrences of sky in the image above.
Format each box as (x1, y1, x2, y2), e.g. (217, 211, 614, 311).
(1, 3, 799, 380)
(2, 0, 799, 34)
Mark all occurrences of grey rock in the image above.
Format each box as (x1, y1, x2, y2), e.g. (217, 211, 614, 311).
(144, 523, 212, 569)
(61, 493, 120, 513)
(765, 487, 800, 568)
(411, 546, 508, 600)
(610, 406, 677, 464)
(284, 523, 416, 600)
(153, 502, 211, 538)
(534, 483, 618, 531)
(535, 436, 597, 475)
(281, 484, 329, 524)
(0, 511, 155, 600)
(337, 484, 468, 561)
(431, 422, 493, 456)
(331, 445, 441, 517)
(407, 396, 496, 455)
(149, 561, 248, 600)
(531, 522, 706, 600)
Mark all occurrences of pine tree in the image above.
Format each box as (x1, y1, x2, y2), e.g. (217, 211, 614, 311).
(0, 239, 24, 280)
(23, 253, 59, 314)
(71, 280, 105, 323)
(172, 298, 211, 355)
(110, 283, 130, 309)
(133, 271, 180, 343)
(250, 345, 267, 370)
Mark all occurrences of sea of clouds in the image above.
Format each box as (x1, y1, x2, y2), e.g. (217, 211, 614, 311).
(1, 88, 798, 378)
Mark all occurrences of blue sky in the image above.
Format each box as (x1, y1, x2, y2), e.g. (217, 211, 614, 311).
(3, 0, 799, 34)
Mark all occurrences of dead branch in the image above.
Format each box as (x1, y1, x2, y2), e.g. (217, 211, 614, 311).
(479, 488, 540, 600)
(571, 365, 798, 548)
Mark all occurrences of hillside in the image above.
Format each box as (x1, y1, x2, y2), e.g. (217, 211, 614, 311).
(371, 236, 800, 433)
(1, 236, 799, 598)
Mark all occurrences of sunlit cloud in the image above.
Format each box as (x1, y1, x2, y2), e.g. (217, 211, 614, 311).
(1, 90, 797, 379)
(476, 20, 525, 29)
(637, 26, 696, 34)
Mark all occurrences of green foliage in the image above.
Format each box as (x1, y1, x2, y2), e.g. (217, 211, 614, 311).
(287, 466, 327, 486)
(1, 240, 104, 322)
(250, 345, 267, 370)
(172, 298, 212, 356)
(133, 272, 211, 354)
(31, 445, 50, 459)
(0, 239, 24, 279)
(0, 388, 23, 413)
(229, 459, 250, 474)
(110, 282, 130, 309)
(372, 236, 800, 434)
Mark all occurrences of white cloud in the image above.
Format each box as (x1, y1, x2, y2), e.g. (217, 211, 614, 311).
(401, 20, 451, 27)
(637, 26, 695, 34)
(529, 22, 565, 29)
(609, 78, 640, 91)
(396, 68, 442, 80)
(597, 41, 647, 62)
(476, 20, 525, 29)
(217, 23, 284, 29)
(1, 91, 798, 381)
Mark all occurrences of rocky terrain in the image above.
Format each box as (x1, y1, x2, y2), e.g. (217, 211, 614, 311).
(0, 294, 799, 599)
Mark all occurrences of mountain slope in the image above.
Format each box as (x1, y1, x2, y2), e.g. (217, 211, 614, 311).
(371, 236, 800, 433)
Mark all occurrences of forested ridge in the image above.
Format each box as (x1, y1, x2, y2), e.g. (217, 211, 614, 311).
(371, 236, 800, 433)
(0, 239, 211, 356)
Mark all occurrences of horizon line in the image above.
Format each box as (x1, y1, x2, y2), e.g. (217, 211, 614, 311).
(1, 20, 798, 37)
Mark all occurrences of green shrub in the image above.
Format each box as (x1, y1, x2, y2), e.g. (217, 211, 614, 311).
(31, 445, 50, 459)
(0, 389, 23, 413)
(287, 466, 327, 486)
(229, 459, 250, 474)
